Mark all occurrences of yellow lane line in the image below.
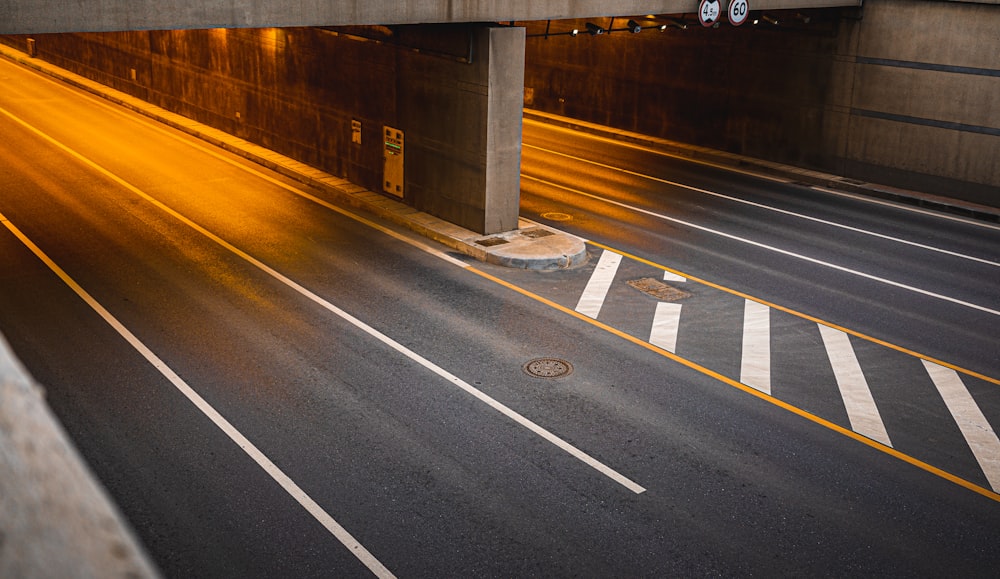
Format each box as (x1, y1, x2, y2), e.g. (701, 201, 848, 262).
(465, 264, 1000, 504)
(586, 240, 1000, 388)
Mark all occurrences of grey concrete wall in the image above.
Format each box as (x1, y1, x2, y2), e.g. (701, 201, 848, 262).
(0, 333, 158, 578)
(522, 0, 1000, 207)
(2, 25, 522, 233)
(1, 0, 861, 34)
(839, 0, 1000, 203)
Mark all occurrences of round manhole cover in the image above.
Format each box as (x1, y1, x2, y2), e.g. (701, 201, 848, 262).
(523, 358, 573, 379)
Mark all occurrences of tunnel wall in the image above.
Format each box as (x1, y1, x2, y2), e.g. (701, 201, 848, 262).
(3, 0, 997, 211)
(522, 0, 1000, 207)
(1, 25, 522, 234)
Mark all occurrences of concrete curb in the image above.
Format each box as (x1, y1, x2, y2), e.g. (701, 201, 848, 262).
(0, 334, 159, 578)
(0, 44, 587, 271)
(523, 109, 1000, 223)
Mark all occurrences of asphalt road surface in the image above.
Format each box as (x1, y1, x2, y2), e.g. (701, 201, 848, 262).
(2, 56, 999, 577)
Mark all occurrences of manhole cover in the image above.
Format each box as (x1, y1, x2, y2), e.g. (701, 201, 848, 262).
(523, 358, 573, 379)
(540, 212, 572, 222)
(476, 236, 510, 247)
(627, 277, 692, 301)
(521, 228, 555, 239)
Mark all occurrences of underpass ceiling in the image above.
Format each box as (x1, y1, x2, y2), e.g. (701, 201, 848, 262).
(2, 0, 861, 34)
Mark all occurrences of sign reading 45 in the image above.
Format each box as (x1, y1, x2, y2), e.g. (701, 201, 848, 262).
(698, 0, 721, 27)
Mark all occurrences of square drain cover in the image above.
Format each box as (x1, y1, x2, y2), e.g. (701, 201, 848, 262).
(476, 237, 510, 247)
(627, 277, 691, 301)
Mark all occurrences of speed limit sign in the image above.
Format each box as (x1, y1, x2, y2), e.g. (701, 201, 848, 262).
(729, 0, 750, 26)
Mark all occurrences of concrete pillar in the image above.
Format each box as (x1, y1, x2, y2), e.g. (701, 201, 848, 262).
(400, 25, 525, 234)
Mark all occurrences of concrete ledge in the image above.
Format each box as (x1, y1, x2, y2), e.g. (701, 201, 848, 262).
(0, 334, 158, 578)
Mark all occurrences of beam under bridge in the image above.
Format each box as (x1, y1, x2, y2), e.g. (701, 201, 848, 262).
(2, 0, 860, 34)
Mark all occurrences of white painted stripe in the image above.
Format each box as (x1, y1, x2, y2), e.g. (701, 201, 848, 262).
(0, 214, 396, 579)
(663, 270, 687, 283)
(649, 302, 682, 353)
(740, 300, 771, 394)
(0, 111, 645, 495)
(818, 325, 892, 447)
(575, 249, 622, 318)
(525, 144, 999, 268)
(922, 360, 1000, 492)
(522, 129, 1000, 233)
(2, 103, 469, 269)
(811, 186, 1000, 232)
(522, 174, 1000, 317)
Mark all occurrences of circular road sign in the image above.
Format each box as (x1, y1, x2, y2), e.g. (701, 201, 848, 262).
(699, 0, 721, 27)
(729, 0, 750, 26)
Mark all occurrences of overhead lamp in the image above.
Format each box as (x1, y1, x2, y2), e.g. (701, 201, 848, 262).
(760, 14, 779, 25)
(570, 28, 579, 36)
(585, 22, 605, 35)
(669, 18, 688, 30)
(627, 19, 643, 33)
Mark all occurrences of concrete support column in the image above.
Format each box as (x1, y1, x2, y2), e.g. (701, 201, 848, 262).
(400, 25, 525, 234)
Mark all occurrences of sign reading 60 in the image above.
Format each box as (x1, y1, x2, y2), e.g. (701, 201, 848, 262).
(729, 0, 750, 26)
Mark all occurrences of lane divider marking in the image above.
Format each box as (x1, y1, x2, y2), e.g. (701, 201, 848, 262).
(12, 72, 996, 502)
(818, 325, 893, 448)
(522, 173, 1000, 317)
(584, 240, 1000, 389)
(923, 361, 1000, 492)
(575, 249, 621, 318)
(649, 302, 682, 354)
(523, 143, 1000, 266)
(522, 120, 1000, 232)
(0, 212, 397, 579)
(740, 299, 772, 394)
(0, 105, 646, 497)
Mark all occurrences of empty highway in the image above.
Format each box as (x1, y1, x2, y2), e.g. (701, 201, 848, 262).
(2, 56, 999, 577)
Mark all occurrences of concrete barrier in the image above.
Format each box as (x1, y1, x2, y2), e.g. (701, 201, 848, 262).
(0, 333, 158, 578)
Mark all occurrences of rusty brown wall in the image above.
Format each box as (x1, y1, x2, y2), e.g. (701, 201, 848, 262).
(2, 26, 526, 232)
(522, 2, 1000, 207)
(522, 13, 846, 170)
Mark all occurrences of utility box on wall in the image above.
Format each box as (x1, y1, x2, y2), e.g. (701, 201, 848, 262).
(383, 126, 404, 197)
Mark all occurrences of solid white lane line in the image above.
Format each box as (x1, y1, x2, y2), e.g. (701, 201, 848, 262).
(2, 99, 469, 269)
(523, 144, 999, 266)
(922, 361, 1000, 492)
(0, 213, 396, 579)
(817, 325, 892, 447)
(649, 302, 682, 354)
(523, 121, 1000, 232)
(5, 109, 646, 495)
(523, 174, 1000, 317)
(575, 249, 622, 319)
(810, 186, 1000, 232)
(740, 300, 771, 394)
